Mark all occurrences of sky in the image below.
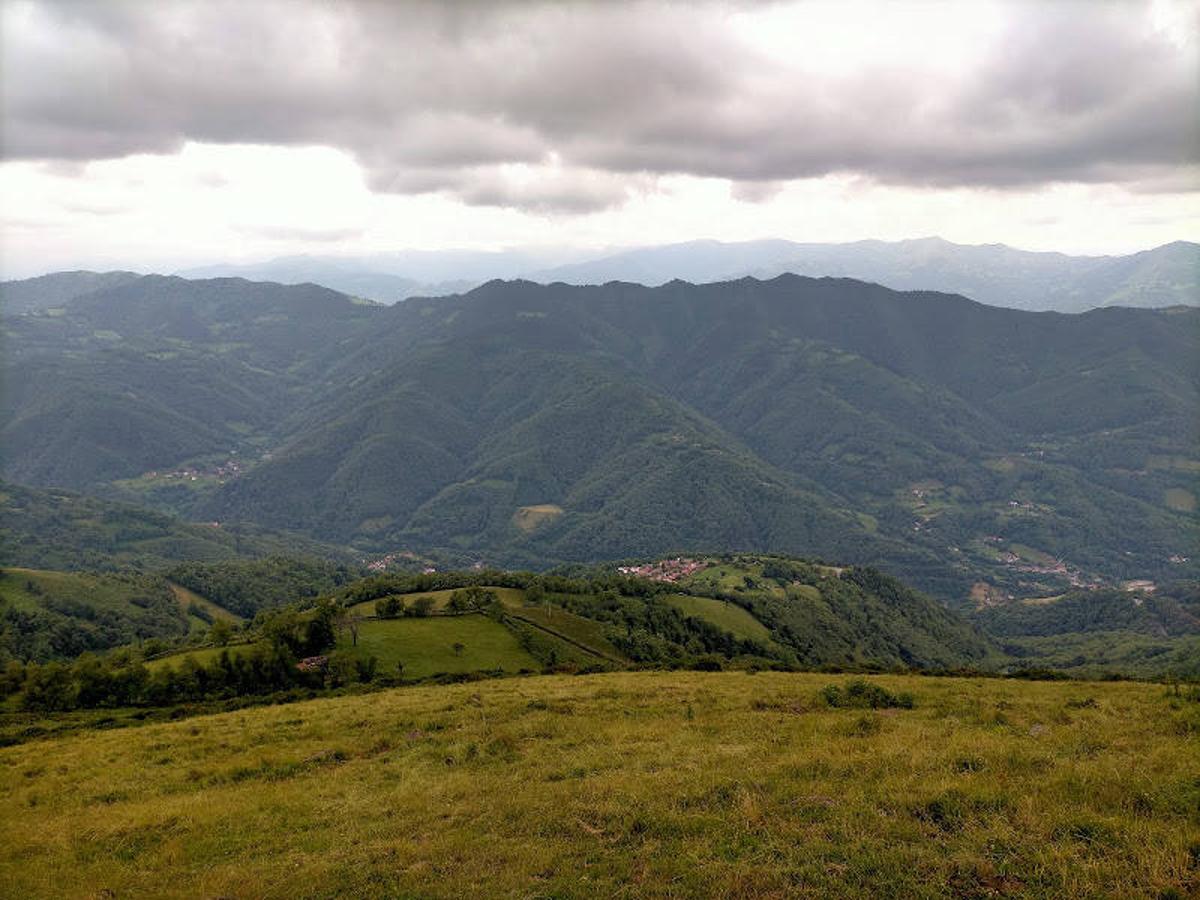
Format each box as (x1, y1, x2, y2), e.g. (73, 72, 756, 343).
(1, 0, 1197, 278)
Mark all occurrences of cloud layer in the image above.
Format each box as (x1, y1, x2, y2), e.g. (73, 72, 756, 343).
(2, 0, 1197, 212)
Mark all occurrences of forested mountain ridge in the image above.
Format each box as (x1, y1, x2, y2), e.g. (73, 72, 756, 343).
(2, 276, 384, 489)
(7, 237, 1196, 312)
(0, 270, 143, 314)
(524, 238, 1200, 313)
(3, 273, 1196, 603)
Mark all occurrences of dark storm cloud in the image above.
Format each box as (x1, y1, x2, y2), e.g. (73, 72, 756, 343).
(2, 0, 1196, 212)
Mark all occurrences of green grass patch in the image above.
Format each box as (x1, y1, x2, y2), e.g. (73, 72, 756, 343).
(506, 604, 629, 663)
(167, 581, 243, 625)
(664, 593, 774, 644)
(145, 643, 259, 672)
(338, 615, 539, 678)
(1008, 543, 1058, 566)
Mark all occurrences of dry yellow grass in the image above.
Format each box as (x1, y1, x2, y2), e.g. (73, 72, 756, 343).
(0, 671, 1196, 898)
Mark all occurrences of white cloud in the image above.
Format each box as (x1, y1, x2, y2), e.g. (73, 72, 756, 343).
(0, 0, 1197, 274)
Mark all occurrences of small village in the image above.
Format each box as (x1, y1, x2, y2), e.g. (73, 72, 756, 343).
(617, 557, 709, 582)
(365, 550, 437, 574)
(141, 455, 248, 485)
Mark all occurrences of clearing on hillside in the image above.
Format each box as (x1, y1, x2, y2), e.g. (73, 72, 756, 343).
(1165, 487, 1197, 512)
(664, 593, 774, 644)
(145, 642, 258, 672)
(168, 581, 244, 629)
(512, 504, 564, 533)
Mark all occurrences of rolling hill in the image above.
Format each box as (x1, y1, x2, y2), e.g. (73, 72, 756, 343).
(0, 270, 143, 314)
(0, 481, 352, 571)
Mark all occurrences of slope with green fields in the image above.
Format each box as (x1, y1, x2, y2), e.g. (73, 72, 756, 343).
(0, 567, 186, 661)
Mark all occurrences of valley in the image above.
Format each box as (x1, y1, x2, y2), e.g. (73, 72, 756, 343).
(3, 3, 1197, 896)
(3, 274, 1195, 606)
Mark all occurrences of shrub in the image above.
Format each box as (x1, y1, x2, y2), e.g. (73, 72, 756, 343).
(819, 679, 914, 709)
(407, 597, 435, 618)
(376, 596, 404, 619)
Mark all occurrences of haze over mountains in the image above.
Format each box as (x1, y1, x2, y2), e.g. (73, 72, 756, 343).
(7, 237, 1194, 314)
(532, 237, 1200, 313)
(3, 269, 1196, 605)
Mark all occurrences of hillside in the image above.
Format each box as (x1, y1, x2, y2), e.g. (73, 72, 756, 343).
(1, 275, 384, 491)
(0, 567, 187, 661)
(4, 274, 1197, 602)
(971, 582, 1200, 678)
(0, 270, 142, 314)
(207, 276, 1200, 598)
(0, 481, 351, 571)
(1, 672, 1195, 898)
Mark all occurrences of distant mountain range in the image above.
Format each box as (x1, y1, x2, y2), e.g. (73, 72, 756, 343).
(4, 237, 1195, 313)
(175, 248, 582, 304)
(530, 237, 1200, 313)
(3, 272, 1196, 603)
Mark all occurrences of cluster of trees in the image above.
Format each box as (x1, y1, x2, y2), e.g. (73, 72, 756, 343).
(0, 570, 188, 663)
(167, 557, 355, 618)
(1, 602, 374, 712)
(446, 587, 500, 614)
(676, 559, 992, 669)
(375, 595, 436, 618)
(972, 585, 1200, 638)
(555, 590, 774, 664)
(341, 568, 663, 608)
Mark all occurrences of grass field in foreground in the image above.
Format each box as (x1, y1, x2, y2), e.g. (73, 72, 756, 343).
(0, 672, 1196, 899)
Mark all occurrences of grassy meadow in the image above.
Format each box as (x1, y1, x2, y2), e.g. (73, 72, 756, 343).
(337, 615, 539, 678)
(1, 671, 1196, 899)
(664, 593, 776, 644)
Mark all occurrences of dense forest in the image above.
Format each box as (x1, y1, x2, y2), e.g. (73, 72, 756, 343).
(3, 275, 1196, 604)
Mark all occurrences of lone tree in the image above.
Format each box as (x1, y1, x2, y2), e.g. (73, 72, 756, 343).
(335, 608, 363, 647)
(208, 618, 233, 647)
(453, 641, 465, 657)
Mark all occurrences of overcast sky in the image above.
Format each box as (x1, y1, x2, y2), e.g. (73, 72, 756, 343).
(1, 0, 1197, 277)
